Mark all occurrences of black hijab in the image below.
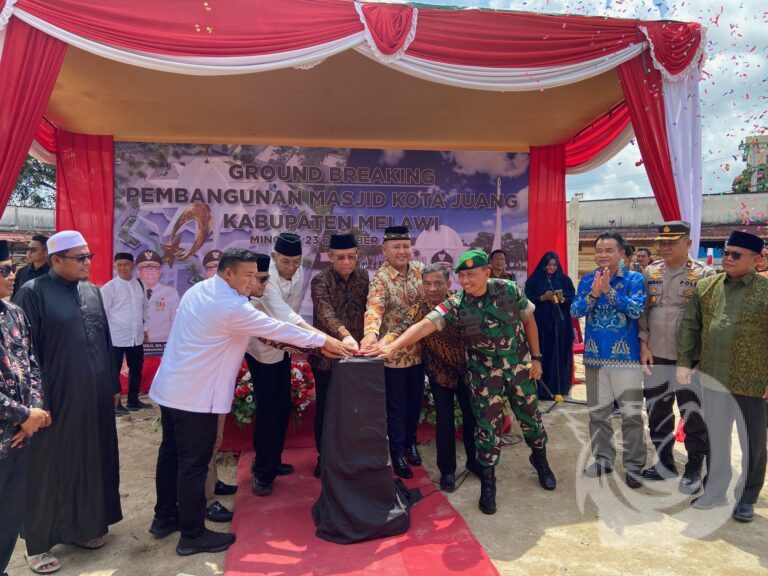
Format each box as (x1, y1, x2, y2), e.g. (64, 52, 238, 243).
(525, 251, 574, 299)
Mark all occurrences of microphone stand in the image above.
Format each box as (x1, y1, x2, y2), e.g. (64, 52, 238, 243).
(541, 274, 586, 414)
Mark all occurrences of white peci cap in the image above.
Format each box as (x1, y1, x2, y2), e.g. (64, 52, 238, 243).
(47, 230, 87, 254)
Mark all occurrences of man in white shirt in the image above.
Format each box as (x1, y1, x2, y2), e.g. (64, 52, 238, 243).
(148, 248, 351, 556)
(247, 232, 312, 496)
(101, 252, 151, 414)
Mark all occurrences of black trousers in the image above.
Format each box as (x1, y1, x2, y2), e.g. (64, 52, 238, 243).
(113, 344, 144, 403)
(643, 357, 708, 463)
(154, 406, 218, 538)
(384, 364, 425, 459)
(0, 445, 28, 573)
(701, 388, 767, 505)
(247, 353, 292, 485)
(431, 375, 477, 475)
(313, 368, 331, 455)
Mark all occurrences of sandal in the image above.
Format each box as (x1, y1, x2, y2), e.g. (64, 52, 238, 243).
(74, 536, 106, 549)
(26, 552, 61, 574)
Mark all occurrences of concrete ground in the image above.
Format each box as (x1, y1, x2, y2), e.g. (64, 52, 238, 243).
(9, 368, 768, 576)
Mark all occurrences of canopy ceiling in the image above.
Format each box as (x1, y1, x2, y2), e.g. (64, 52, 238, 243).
(46, 46, 624, 151)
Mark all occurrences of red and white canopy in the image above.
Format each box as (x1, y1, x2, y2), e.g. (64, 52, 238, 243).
(0, 0, 706, 281)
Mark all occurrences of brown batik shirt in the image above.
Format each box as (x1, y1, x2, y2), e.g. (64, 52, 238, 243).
(310, 266, 369, 372)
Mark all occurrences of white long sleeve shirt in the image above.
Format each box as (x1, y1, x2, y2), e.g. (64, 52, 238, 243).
(150, 274, 326, 414)
(100, 276, 149, 347)
(247, 260, 305, 364)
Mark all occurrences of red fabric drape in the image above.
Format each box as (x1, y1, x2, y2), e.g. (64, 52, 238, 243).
(565, 102, 631, 169)
(528, 144, 568, 275)
(14, 0, 702, 74)
(33, 117, 58, 153)
(360, 3, 415, 55)
(15, 0, 363, 56)
(55, 131, 114, 286)
(617, 54, 680, 220)
(0, 18, 66, 214)
(641, 22, 702, 75)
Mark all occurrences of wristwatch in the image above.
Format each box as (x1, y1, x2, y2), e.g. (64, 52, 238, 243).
(531, 355, 543, 361)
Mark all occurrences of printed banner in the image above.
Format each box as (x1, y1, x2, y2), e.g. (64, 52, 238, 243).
(113, 143, 529, 352)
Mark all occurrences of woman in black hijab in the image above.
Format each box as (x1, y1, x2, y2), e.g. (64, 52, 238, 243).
(525, 251, 575, 399)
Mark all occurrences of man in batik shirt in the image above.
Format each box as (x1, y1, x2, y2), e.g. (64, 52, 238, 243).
(379, 263, 478, 492)
(310, 233, 369, 478)
(361, 226, 424, 479)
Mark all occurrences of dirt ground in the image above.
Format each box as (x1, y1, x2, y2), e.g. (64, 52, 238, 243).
(9, 372, 768, 576)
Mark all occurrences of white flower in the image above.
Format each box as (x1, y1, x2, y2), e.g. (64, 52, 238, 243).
(245, 395, 253, 403)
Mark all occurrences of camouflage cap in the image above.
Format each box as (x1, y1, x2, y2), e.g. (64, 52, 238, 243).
(455, 249, 489, 273)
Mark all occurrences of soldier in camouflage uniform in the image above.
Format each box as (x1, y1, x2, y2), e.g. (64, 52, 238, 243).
(377, 249, 556, 515)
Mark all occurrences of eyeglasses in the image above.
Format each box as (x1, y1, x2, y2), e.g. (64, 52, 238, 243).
(254, 275, 270, 284)
(722, 250, 744, 261)
(58, 252, 95, 264)
(332, 254, 358, 262)
(0, 265, 14, 278)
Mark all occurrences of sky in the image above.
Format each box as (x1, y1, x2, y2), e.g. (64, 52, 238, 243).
(426, 0, 768, 200)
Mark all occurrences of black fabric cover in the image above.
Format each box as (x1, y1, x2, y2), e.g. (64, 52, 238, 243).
(312, 357, 412, 544)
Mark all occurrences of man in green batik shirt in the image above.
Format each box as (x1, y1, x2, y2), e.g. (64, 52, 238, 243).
(677, 230, 768, 523)
(376, 249, 556, 515)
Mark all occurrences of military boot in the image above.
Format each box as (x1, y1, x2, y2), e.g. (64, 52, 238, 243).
(478, 466, 497, 515)
(529, 447, 557, 491)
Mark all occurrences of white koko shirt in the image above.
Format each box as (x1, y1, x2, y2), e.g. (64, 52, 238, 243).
(150, 274, 325, 414)
(100, 276, 149, 347)
(247, 260, 305, 364)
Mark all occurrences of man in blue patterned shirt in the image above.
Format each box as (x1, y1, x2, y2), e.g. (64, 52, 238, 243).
(0, 240, 49, 575)
(572, 231, 646, 488)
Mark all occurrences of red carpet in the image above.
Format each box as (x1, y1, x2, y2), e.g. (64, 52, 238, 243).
(224, 447, 498, 576)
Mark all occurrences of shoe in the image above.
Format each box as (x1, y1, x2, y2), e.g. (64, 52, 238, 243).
(440, 473, 456, 492)
(205, 501, 233, 522)
(176, 528, 236, 556)
(642, 461, 679, 481)
(149, 516, 180, 538)
(276, 463, 295, 476)
(252, 478, 273, 496)
(127, 399, 153, 410)
(732, 501, 754, 522)
(625, 471, 643, 489)
(478, 466, 497, 515)
(393, 456, 413, 479)
(691, 495, 729, 510)
(466, 461, 483, 479)
(529, 447, 557, 491)
(679, 456, 704, 494)
(313, 459, 321, 479)
(115, 404, 129, 417)
(583, 461, 613, 478)
(214, 480, 237, 496)
(405, 444, 422, 466)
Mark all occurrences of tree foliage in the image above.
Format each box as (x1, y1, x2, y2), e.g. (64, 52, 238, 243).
(731, 163, 767, 194)
(11, 156, 56, 208)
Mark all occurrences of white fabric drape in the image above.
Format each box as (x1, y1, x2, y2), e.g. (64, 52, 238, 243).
(12, 8, 365, 75)
(566, 123, 635, 175)
(29, 139, 55, 164)
(11, 6, 646, 89)
(355, 42, 646, 92)
(663, 70, 703, 257)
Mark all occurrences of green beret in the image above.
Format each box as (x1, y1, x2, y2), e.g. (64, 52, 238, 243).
(455, 249, 489, 273)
